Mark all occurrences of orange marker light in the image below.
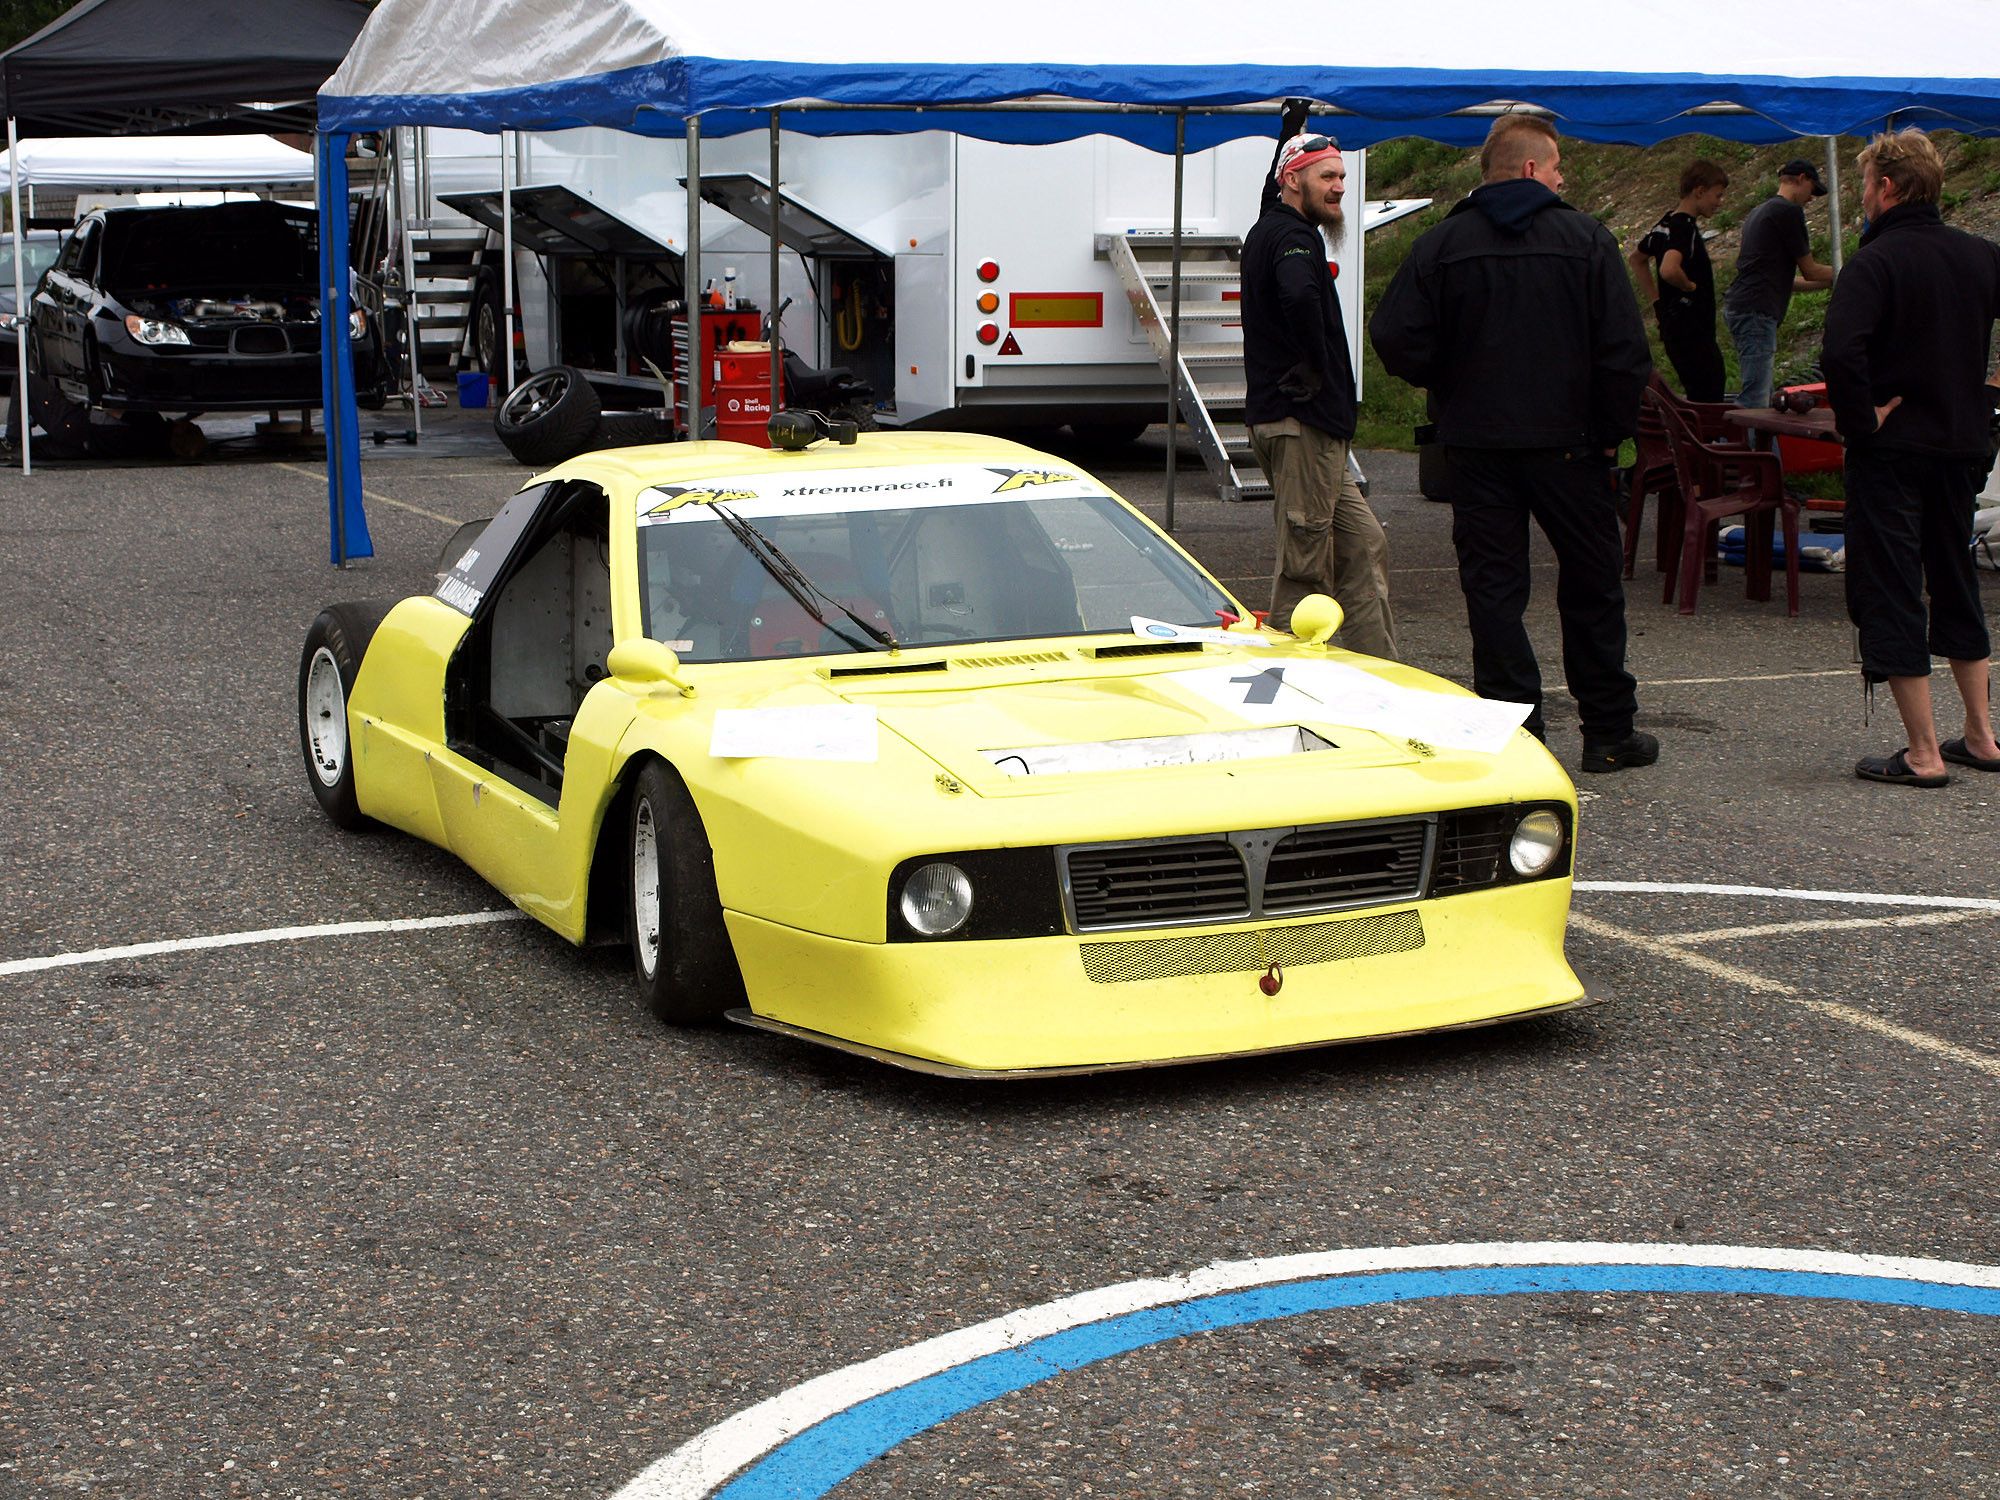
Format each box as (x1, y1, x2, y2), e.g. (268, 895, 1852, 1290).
(976, 292, 999, 314)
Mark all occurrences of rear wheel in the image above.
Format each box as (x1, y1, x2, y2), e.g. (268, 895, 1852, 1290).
(297, 601, 394, 829)
(473, 276, 503, 376)
(629, 760, 744, 1025)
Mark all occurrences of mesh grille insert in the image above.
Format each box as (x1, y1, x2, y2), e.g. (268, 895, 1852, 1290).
(1080, 909, 1424, 983)
(1066, 839, 1247, 928)
(1264, 820, 1427, 912)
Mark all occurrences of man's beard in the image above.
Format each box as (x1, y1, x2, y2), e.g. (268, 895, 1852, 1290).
(1303, 198, 1346, 246)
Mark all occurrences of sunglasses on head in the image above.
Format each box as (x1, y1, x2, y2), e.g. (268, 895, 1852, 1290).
(1293, 134, 1338, 154)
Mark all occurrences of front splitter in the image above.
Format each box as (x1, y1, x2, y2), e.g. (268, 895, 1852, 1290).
(724, 982, 1608, 1081)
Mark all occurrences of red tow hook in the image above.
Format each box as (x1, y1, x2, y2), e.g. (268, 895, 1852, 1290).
(1259, 963, 1283, 996)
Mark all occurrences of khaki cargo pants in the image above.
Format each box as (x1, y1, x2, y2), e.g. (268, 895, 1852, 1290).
(1249, 417, 1397, 660)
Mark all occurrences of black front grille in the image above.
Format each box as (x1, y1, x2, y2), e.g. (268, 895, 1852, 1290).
(1264, 820, 1428, 912)
(1066, 839, 1248, 929)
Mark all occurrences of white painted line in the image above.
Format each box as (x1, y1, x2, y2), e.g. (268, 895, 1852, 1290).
(1576, 880, 2000, 912)
(0, 909, 530, 978)
(1569, 913, 2000, 1078)
(1668, 909, 2000, 945)
(610, 1240, 2000, 1500)
(1568, 913, 1799, 996)
(1635, 669, 1852, 686)
(274, 461, 463, 527)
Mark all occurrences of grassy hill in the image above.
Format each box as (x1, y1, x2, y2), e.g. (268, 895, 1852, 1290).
(1355, 130, 2000, 453)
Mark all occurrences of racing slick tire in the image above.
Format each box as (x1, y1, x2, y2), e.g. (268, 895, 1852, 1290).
(586, 410, 674, 452)
(494, 364, 600, 468)
(628, 759, 745, 1025)
(298, 600, 395, 830)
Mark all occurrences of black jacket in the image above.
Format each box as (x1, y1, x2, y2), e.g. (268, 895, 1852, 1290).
(1369, 180, 1651, 449)
(1240, 202, 1357, 439)
(1822, 202, 2000, 459)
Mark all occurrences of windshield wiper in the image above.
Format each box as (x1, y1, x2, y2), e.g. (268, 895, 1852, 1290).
(708, 504, 898, 653)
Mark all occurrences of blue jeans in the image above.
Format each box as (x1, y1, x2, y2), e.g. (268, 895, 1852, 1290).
(1725, 309, 1778, 408)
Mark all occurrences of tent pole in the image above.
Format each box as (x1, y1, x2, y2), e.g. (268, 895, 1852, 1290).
(769, 110, 781, 422)
(1824, 135, 1844, 276)
(500, 130, 515, 398)
(687, 115, 703, 439)
(9, 116, 28, 475)
(396, 129, 422, 439)
(1164, 108, 1185, 532)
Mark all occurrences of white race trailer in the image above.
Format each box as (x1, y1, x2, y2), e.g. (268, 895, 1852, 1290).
(398, 124, 1421, 497)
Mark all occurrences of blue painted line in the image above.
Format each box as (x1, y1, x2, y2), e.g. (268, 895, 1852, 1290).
(716, 1264, 2000, 1499)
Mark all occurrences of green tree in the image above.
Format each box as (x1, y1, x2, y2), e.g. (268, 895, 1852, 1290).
(0, 0, 80, 52)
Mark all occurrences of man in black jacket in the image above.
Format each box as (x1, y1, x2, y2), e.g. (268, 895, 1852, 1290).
(1240, 131, 1396, 658)
(1822, 128, 2000, 787)
(1370, 115, 1656, 772)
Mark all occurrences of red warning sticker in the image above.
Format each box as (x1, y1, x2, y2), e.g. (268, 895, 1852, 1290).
(997, 332, 1023, 356)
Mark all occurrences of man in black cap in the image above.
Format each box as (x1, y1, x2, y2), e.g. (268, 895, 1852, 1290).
(1722, 159, 1836, 409)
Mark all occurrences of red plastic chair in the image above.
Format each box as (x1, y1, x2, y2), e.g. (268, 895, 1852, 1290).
(1656, 398, 1801, 616)
(1627, 376, 1750, 580)
(1653, 375, 1749, 447)
(1624, 389, 1679, 580)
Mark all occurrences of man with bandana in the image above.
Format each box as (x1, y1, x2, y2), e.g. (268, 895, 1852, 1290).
(1239, 130, 1397, 659)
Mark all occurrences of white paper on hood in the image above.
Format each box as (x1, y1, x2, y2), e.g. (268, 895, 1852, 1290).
(1129, 615, 1270, 646)
(709, 705, 879, 762)
(1166, 661, 1533, 754)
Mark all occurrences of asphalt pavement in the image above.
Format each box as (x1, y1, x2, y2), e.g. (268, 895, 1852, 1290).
(1, 413, 1995, 1499)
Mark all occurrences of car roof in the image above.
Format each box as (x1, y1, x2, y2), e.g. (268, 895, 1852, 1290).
(539, 430, 1082, 492)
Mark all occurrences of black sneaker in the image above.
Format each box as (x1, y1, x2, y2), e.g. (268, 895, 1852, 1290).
(1579, 730, 1660, 773)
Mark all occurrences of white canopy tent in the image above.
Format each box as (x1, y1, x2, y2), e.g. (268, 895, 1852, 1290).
(0, 133, 312, 189)
(308, 0, 2000, 564)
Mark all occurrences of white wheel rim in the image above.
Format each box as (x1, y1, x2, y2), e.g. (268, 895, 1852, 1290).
(304, 646, 349, 789)
(632, 796, 662, 979)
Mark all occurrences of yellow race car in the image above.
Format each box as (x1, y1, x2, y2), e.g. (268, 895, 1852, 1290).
(298, 427, 1594, 1077)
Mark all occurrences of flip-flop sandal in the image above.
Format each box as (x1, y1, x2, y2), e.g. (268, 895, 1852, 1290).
(1855, 748, 1950, 788)
(1940, 737, 2000, 771)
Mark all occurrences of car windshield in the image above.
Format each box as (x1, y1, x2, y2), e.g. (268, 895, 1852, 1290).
(636, 462, 1235, 661)
(0, 239, 60, 287)
(98, 203, 318, 291)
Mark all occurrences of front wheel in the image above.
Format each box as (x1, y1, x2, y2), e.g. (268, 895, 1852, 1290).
(629, 760, 744, 1025)
(297, 601, 394, 829)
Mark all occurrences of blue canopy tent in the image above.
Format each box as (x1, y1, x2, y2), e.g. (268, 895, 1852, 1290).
(313, 0, 2000, 562)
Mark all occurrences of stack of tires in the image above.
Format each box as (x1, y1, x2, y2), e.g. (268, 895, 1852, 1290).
(493, 365, 674, 467)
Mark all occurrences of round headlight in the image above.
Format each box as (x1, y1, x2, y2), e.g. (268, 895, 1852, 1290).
(900, 862, 973, 936)
(1508, 810, 1566, 878)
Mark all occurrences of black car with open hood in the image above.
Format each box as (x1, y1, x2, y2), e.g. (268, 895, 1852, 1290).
(29, 200, 388, 415)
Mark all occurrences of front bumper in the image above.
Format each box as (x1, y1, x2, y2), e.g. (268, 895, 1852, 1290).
(724, 878, 1585, 1074)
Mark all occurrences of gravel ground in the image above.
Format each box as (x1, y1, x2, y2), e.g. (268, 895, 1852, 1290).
(1, 412, 1995, 1499)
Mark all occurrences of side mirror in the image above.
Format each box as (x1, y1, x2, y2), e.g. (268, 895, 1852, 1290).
(1288, 593, 1344, 646)
(607, 638, 695, 698)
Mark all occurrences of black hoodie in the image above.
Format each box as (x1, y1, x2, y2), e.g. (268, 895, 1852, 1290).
(1821, 201, 2000, 459)
(1370, 180, 1651, 449)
